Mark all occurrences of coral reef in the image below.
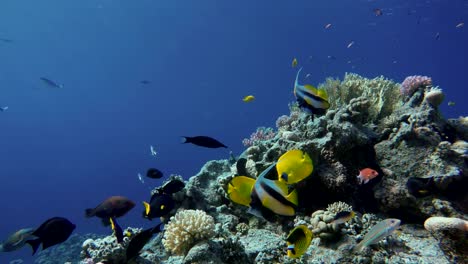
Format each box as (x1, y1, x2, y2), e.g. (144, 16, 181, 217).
(30, 71, 463, 264)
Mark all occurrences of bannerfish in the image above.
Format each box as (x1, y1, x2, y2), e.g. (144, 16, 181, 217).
(146, 168, 163, 179)
(85, 196, 135, 226)
(357, 168, 379, 184)
(158, 178, 185, 194)
(292, 58, 298, 68)
(0, 106, 8, 112)
(26, 217, 75, 255)
(353, 218, 401, 252)
(286, 225, 313, 258)
(243, 95, 255, 102)
(126, 223, 163, 262)
(331, 211, 356, 225)
(142, 193, 175, 220)
(249, 163, 299, 217)
(276, 149, 313, 184)
(109, 217, 124, 243)
(181, 136, 227, 148)
(406, 177, 434, 198)
(294, 67, 330, 115)
(0, 228, 36, 252)
(39, 77, 63, 88)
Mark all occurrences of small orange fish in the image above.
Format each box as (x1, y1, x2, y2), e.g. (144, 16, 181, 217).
(357, 168, 378, 184)
(456, 22, 464, 28)
(324, 23, 332, 29)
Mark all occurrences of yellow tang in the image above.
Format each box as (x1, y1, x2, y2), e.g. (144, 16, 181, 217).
(292, 58, 298, 68)
(243, 95, 255, 103)
(276, 149, 313, 184)
(286, 225, 313, 258)
(227, 176, 256, 206)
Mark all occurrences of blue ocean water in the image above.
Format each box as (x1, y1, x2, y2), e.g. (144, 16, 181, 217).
(0, 0, 466, 263)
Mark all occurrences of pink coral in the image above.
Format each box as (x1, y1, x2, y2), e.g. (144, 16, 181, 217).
(242, 127, 276, 147)
(400, 75, 432, 96)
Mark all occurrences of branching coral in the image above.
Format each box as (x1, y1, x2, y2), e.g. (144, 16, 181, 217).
(242, 127, 276, 147)
(162, 209, 216, 255)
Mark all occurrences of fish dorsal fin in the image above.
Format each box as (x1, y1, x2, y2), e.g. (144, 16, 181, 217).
(286, 189, 299, 206)
(317, 87, 329, 100)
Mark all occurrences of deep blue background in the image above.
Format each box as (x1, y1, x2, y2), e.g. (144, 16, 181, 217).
(0, 0, 466, 262)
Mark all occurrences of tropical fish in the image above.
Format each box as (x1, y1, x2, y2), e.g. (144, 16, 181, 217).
(249, 163, 298, 217)
(39, 77, 63, 88)
(357, 168, 379, 184)
(292, 58, 298, 68)
(0, 228, 35, 252)
(146, 168, 163, 179)
(331, 211, 356, 225)
(181, 136, 227, 148)
(157, 178, 185, 194)
(276, 149, 313, 184)
(353, 218, 401, 252)
(0, 106, 8, 112)
(126, 223, 163, 261)
(406, 177, 434, 198)
(294, 67, 330, 115)
(142, 193, 175, 220)
(286, 225, 313, 258)
(150, 145, 158, 156)
(26, 217, 75, 255)
(228, 176, 256, 206)
(109, 217, 124, 243)
(85, 196, 135, 226)
(243, 95, 255, 102)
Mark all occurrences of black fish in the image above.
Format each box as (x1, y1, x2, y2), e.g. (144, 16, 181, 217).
(146, 168, 163, 179)
(85, 196, 135, 226)
(0, 38, 12, 43)
(40, 77, 63, 88)
(26, 217, 75, 255)
(110, 217, 124, 243)
(406, 177, 434, 198)
(159, 178, 185, 194)
(236, 158, 248, 176)
(142, 193, 175, 220)
(126, 223, 163, 261)
(181, 136, 227, 148)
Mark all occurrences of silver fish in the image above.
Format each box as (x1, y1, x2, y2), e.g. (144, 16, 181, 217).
(40, 77, 64, 88)
(353, 218, 401, 252)
(0, 228, 36, 252)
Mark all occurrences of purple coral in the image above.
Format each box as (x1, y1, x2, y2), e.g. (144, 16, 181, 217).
(242, 127, 276, 147)
(400, 75, 432, 97)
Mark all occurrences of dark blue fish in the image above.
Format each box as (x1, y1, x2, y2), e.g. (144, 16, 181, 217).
(0, 106, 8, 112)
(146, 168, 163, 179)
(0, 38, 12, 43)
(181, 136, 227, 148)
(40, 77, 64, 88)
(26, 217, 75, 255)
(140, 80, 151, 84)
(126, 223, 163, 261)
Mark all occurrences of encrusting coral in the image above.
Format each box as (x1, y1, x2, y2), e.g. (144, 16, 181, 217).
(162, 209, 216, 255)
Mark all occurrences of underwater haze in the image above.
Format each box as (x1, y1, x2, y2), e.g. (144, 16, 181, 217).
(0, 0, 467, 263)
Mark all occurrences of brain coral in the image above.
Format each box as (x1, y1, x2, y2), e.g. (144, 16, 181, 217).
(162, 209, 215, 255)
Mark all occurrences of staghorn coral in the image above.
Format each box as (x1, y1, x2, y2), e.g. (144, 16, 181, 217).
(162, 209, 216, 255)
